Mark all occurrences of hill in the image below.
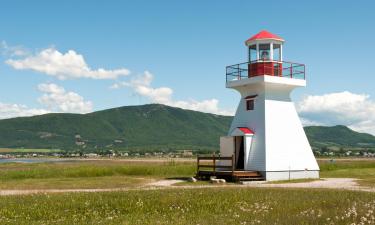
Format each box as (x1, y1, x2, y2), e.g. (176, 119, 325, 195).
(0, 104, 374, 152)
(0, 104, 232, 152)
(304, 125, 375, 148)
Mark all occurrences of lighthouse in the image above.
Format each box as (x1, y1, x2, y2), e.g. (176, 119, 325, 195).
(220, 30, 319, 181)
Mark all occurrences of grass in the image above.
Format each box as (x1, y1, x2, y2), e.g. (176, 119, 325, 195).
(0, 160, 195, 189)
(0, 188, 374, 224)
(319, 159, 375, 187)
(0, 158, 374, 224)
(0, 158, 375, 189)
(0, 176, 149, 190)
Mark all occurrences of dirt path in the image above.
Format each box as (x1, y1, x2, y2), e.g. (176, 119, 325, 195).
(0, 178, 374, 196)
(241, 178, 375, 192)
(147, 179, 184, 187)
(0, 179, 184, 196)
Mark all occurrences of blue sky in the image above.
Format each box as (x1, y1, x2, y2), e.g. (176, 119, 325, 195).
(1, 0, 375, 133)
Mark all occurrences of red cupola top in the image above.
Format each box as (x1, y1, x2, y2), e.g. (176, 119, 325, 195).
(245, 30, 284, 45)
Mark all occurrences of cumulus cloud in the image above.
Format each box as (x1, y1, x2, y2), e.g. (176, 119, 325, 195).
(0, 83, 93, 119)
(297, 91, 375, 135)
(5, 48, 130, 80)
(0, 102, 50, 119)
(38, 83, 93, 113)
(111, 71, 234, 115)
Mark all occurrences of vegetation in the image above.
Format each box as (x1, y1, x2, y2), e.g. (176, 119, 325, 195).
(0, 104, 232, 151)
(0, 188, 374, 224)
(0, 160, 195, 189)
(0, 159, 373, 224)
(0, 158, 375, 189)
(0, 104, 375, 153)
(305, 125, 375, 148)
(320, 159, 375, 187)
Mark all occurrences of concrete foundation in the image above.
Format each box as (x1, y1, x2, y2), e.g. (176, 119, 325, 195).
(261, 170, 320, 181)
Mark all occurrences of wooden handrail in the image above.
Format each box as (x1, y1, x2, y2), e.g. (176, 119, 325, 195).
(198, 156, 233, 160)
(196, 154, 235, 175)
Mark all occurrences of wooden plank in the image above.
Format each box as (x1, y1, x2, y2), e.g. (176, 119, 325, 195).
(198, 156, 233, 160)
(198, 170, 262, 178)
(198, 165, 233, 169)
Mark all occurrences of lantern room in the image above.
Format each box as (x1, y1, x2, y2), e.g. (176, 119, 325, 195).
(225, 30, 305, 85)
(246, 30, 284, 77)
(245, 30, 284, 62)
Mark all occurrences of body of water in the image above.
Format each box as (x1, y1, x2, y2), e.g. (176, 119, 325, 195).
(0, 158, 71, 164)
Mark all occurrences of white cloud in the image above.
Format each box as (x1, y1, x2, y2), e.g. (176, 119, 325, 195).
(111, 71, 234, 115)
(0, 83, 93, 119)
(297, 91, 375, 135)
(1, 41, 29, 57)
(0, 102, 50, 119)
(5, 48, 130, 80)
(38, 83, 93, 113)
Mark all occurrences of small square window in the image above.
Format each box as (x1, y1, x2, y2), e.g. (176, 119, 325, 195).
(246, 99, 254, 111)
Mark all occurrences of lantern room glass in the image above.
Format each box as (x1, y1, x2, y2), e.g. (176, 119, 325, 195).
(273, 43, 281, 61)
(259, 44, 270, 60)
(249, 45, 257, 62)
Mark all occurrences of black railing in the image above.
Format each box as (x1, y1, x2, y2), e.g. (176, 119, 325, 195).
(226, 60, 305, 83)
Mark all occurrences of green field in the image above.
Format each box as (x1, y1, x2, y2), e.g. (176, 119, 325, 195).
(0, 158, 374, 224)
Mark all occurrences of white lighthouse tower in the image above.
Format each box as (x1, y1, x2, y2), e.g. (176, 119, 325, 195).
(220, 30, 319, 181)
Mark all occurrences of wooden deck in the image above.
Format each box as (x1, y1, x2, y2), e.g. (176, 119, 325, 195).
(196, 154, 264, 182)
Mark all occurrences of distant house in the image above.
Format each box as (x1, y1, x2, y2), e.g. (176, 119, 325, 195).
(85, 153, 99, 158)
(182, 150, 193, 157)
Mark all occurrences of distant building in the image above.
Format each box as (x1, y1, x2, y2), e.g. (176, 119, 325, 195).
(85, 153, 99, 158)
(182, 150, 193, 157)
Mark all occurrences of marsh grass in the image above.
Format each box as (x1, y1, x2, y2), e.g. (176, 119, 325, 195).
(0, 176, 149, 190)
(0, 188, 374, 225)
(0, 160, 196, 181)
(0, 159, 375, 224)
(0, 160, 195, 189)
(1, 158, 375, 189)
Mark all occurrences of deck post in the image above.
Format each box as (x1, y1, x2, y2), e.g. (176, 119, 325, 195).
(196, 155, 200, 177)
(213, 153, 216, 176)
(231, 154, 235, 176)
(290, 63, 293, 78)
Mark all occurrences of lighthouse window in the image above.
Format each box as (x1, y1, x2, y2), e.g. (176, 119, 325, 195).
(259, 44, 270, 60)
(249, 45, 257, 62)
(273, 44, 281, 61)
(246, 99, 254, 111)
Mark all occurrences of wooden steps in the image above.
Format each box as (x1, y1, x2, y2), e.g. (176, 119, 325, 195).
(196, 155, 264, 182)
(197, 170, 264, 182)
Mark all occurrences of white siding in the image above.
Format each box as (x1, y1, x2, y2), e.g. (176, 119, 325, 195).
(227, 75, 319, 180)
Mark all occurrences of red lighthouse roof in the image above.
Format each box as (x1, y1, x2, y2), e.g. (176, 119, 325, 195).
(245, 30, 284, 44)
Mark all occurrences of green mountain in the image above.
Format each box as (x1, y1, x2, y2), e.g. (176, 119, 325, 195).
(304, 125, 375, 148)
(0, 104, 374, 152)
(0, 104, 232, 151)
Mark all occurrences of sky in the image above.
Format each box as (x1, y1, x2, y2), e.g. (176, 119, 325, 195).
(0, 0, 375, 134)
